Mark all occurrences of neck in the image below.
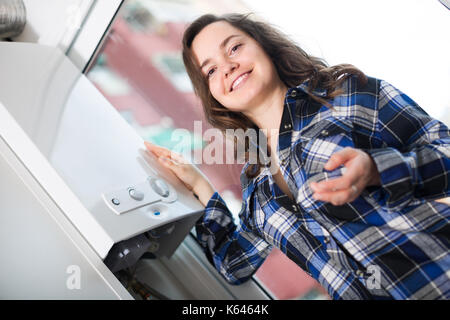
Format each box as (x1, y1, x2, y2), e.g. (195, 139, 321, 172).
(243, 82, 287, 153)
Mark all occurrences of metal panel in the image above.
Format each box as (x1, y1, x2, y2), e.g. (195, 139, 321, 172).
(0, 136, 132, 299)
(0, 42, 204, 260)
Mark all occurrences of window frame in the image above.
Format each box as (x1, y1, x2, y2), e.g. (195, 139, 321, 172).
(67, 0, 124, 72)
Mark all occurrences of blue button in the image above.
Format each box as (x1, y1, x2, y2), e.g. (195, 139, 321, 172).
(154, 211, 160, 216)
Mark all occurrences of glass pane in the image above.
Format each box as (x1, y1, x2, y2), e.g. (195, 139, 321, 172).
(86, 0, 330, 300)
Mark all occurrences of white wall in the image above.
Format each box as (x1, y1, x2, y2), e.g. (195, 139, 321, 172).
(243, 0, 450, 125)
(12, 0, 94, 53)
(12, 0, 123, 71)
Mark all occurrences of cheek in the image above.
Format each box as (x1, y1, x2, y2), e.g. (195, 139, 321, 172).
(209, 79, 225, 102)
(257, 56, 276, 81)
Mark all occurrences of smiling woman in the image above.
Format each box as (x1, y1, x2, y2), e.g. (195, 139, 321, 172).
(191, 21, 285, 116)
(147, 12, 450, 300)
(182, 13, 367, 179)
(80, 0, 449, 300)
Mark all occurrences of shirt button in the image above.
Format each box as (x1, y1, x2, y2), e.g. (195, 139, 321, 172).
(291, 204, 297, 211)
(356, 270, 365, 277)
(323, 237, 330, 244)
(284, 123, 292, 129)
(320, 129, 329, 137)
(290, 90, 297, 98)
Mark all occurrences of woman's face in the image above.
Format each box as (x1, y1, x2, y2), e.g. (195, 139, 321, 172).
(191, 21, 282, 113)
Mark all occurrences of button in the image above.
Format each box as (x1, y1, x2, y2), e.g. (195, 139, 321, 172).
(324, 237, 330, 244)
(290, 90, 297, 98)
(291, 204, 297, 211)
(284, 123, 292, 129)
(111, 198, 120, 205)
(356, 270, 365, 277)
(150, 178, 170, 197)
(320, 130, 329, 137)
(128, 188, 144, 201)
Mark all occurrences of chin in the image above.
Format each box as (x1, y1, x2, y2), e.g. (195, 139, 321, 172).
(221, 85, 264, 112)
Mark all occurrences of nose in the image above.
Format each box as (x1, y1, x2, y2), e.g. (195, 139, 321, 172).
(223, 61, 238, 78)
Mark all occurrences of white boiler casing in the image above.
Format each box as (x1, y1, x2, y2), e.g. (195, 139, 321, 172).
(0, 42, 205, 262)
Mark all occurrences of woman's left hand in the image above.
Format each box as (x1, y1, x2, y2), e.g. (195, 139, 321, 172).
(310, 147, 381, 206)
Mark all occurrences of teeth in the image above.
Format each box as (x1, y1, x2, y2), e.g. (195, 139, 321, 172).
(232, 73, 248, 91)
(233, 77, 243, 89)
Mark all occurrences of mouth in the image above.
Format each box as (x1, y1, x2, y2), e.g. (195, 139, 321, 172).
(230, 70, 252, 92)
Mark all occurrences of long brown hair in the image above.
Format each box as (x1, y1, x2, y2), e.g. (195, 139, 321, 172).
(182, 13, 367, 178)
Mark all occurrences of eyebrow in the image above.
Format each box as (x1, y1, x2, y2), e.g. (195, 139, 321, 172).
(199, 34, 241, 71)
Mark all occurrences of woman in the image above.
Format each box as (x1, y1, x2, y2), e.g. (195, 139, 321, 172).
(145, 13, 450, 299)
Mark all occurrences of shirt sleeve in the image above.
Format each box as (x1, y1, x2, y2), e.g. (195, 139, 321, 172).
(364, 79, 450, 211)
(195, 191, 272, 285)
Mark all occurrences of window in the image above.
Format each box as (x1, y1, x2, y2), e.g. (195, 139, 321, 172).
(86, 0, 330, 300)
(152, 52, 193, 92)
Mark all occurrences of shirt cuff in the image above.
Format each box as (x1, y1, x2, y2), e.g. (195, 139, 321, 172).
(365, 148, 416, 211)
(205, 191, 222, 208)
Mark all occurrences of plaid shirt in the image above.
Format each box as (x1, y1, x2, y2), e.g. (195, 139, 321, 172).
(195, 75, 450, 300)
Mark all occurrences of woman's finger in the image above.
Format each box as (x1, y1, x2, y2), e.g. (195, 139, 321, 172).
(312, 181, 363, 205)
(311, 163, 361, 193)
(312, 148, 367, 193)
(158, 157, 184, 176)
(168, 150, 189, 164)
(158, 156, 182, 167)
(144, 141, 167, 155)
(311, 150, 365, 204)
(145, 141, 180, 160)
(145, 141, 188, 164)
(311, 175, 352, 193)
(145, 141, 166, 157)
(324, 147, 356, 171)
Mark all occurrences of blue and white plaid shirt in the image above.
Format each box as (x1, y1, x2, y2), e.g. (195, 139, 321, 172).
(195, 75, 450, 300)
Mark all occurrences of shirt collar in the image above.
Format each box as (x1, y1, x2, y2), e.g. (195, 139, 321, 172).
(281, 80, 328, 133)
(241, 80, 324, 185)
(296, 80, 328, 97)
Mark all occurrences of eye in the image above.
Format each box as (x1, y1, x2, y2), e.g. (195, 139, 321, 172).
(206, 67, 216, 79)
(230, 44, 242, 55)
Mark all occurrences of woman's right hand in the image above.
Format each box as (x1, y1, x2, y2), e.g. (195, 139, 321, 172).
(144, 141, 215, 206)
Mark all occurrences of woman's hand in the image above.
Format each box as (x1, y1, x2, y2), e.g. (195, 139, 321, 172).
(310, 147, 381, 206)
(144, 141, 215, 206)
